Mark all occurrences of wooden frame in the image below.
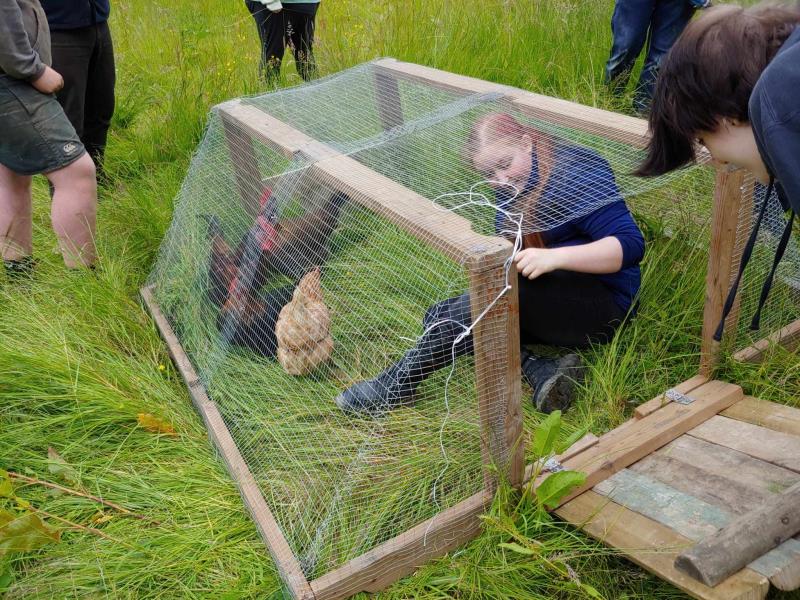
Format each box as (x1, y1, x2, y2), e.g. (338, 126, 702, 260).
(144, 60, 764, 598)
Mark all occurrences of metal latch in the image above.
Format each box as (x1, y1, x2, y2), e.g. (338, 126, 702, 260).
(542, 458, 565, 473)
(665, 388, 695, 405)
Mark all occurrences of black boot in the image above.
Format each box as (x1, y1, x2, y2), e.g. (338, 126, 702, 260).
(336, 296, 474, 415)
(521, 352, 584, 414)
(3, 256, 37, 282)
(334, 350, 421, 414)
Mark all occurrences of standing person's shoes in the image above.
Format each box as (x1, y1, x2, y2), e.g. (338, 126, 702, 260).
(521, 351, 585, 413)
(3, 256, 37, 282)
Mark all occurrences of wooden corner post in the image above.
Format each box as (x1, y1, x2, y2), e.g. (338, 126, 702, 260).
(469, 249, 524, 488)
(700, 166, 747, 377)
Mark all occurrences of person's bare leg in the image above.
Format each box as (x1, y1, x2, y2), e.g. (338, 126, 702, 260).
(0, 163, 34, 262)
(46, 153, 97, 268)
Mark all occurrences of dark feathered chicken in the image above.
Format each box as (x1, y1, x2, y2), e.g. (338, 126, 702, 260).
(202, 187, 349, 356)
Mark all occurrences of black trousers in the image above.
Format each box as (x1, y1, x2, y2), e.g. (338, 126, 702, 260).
(409, 271, 629, 380)
(50, 21, 116, 174)
(245, 1, 319, 86)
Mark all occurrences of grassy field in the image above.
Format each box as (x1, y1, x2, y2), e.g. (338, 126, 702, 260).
(2, 0, 800, 598)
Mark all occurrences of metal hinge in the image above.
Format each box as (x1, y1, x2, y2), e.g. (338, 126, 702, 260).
(665, 388, 695, 405)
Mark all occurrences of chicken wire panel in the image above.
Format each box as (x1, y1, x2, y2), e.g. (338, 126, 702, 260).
(145, 60, 721, 586)
(728, 174, 800, 349)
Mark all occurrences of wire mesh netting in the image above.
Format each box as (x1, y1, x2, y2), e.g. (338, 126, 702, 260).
(144, 60, 748, 588)
(727, 174, 800, 350)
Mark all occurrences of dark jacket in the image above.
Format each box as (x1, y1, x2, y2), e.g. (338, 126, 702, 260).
(40, 0, 110, 30)
(0, 0, 51, 80)
(749, 26, 800, 215)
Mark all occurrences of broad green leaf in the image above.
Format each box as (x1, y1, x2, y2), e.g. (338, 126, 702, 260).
(0, 472, 12, 499)
(0, 510, 60, 556)
(535, 470, 587, 510)
(47, 447, 79, 486)
(532, 410, 562, 458)
(555, 426, 589, 455)
(0, 567, 12, 592)
(498, 542, 537, 556)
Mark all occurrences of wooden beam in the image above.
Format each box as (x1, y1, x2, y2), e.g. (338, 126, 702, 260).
(140, 285, 314, 600)
(722, 178, 756, 350)
(700, 167, 747, 377)
(533, 380, 743, 508)
(373, 58, 650, 148)
(217, 101, 510, 269)
(634, 375, 709, 419)
(732, 318, 800, 364)
(674, 481, 800, 587)
(555, 490, 769, 600)
(220, 111, 266, 219)
(309, 489, 493, 600)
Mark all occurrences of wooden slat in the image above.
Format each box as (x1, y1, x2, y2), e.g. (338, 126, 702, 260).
(722, 178, 756, 349)
(721, 396, 800, 437)
(535, 380, 743, 507)
(594, 469, 800, 587)
(309, 489, 493, 600)
(555, 490, 769, 600)
(374, 58, 650, 148)
(634, 375, 708, 419)
(220, 113, 265, 218)
(140, 285, 314, 600)
(688, 416, 800, 473)
(700, 167, 747, 377)
(733, 318, 800, 364)
(630, 434, 800, 516)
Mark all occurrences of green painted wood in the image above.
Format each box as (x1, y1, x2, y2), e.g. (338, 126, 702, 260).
(594, 468, 800, 581)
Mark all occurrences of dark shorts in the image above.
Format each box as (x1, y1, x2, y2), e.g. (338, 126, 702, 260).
(0, 75, 85, 176)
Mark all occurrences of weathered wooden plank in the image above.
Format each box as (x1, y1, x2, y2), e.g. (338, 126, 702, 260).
(374, 58, 651, 148)
(309, 489, 493, 600)
(555, 490, 769, 600)
(689, 415, 800, 474)
(674, 481, 800, 587)
(535, 380, 743, 507)
(594, 468, 800, 587)
(700, 167, 747, 376)
(630, 434, 800, 516)
(140, 285, 314, 600)
(721, 396, 800, 438)
(634, 375, 709, 419)
(733, 318, 800, 364)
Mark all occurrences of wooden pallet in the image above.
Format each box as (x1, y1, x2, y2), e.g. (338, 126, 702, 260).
(555, 387, 800, 600)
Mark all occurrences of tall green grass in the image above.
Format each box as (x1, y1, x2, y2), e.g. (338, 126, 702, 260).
(2, 1, 799, 598)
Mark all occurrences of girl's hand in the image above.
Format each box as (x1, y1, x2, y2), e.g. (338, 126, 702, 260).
(513, 248, 563, 279)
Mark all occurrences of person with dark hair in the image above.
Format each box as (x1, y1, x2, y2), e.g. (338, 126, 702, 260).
(1, 0, 98, 277)
(245, 0, 320, 87)
(637, 3, 800, 214)
(637, 2, 800, 338)
(40, 0, 115, 182)
(605, 0, 705, 114)
(335, 113, 645, 415)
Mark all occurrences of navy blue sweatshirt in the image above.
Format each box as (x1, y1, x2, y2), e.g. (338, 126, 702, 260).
(749, 26, 800, 215)
(496, 143, 645, 312)
(40, 0, 110, 30)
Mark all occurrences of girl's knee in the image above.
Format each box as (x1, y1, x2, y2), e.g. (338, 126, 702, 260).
(49, 153, 97, 190)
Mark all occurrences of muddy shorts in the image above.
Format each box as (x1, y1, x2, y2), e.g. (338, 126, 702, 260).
(0, 74, 85, 176)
